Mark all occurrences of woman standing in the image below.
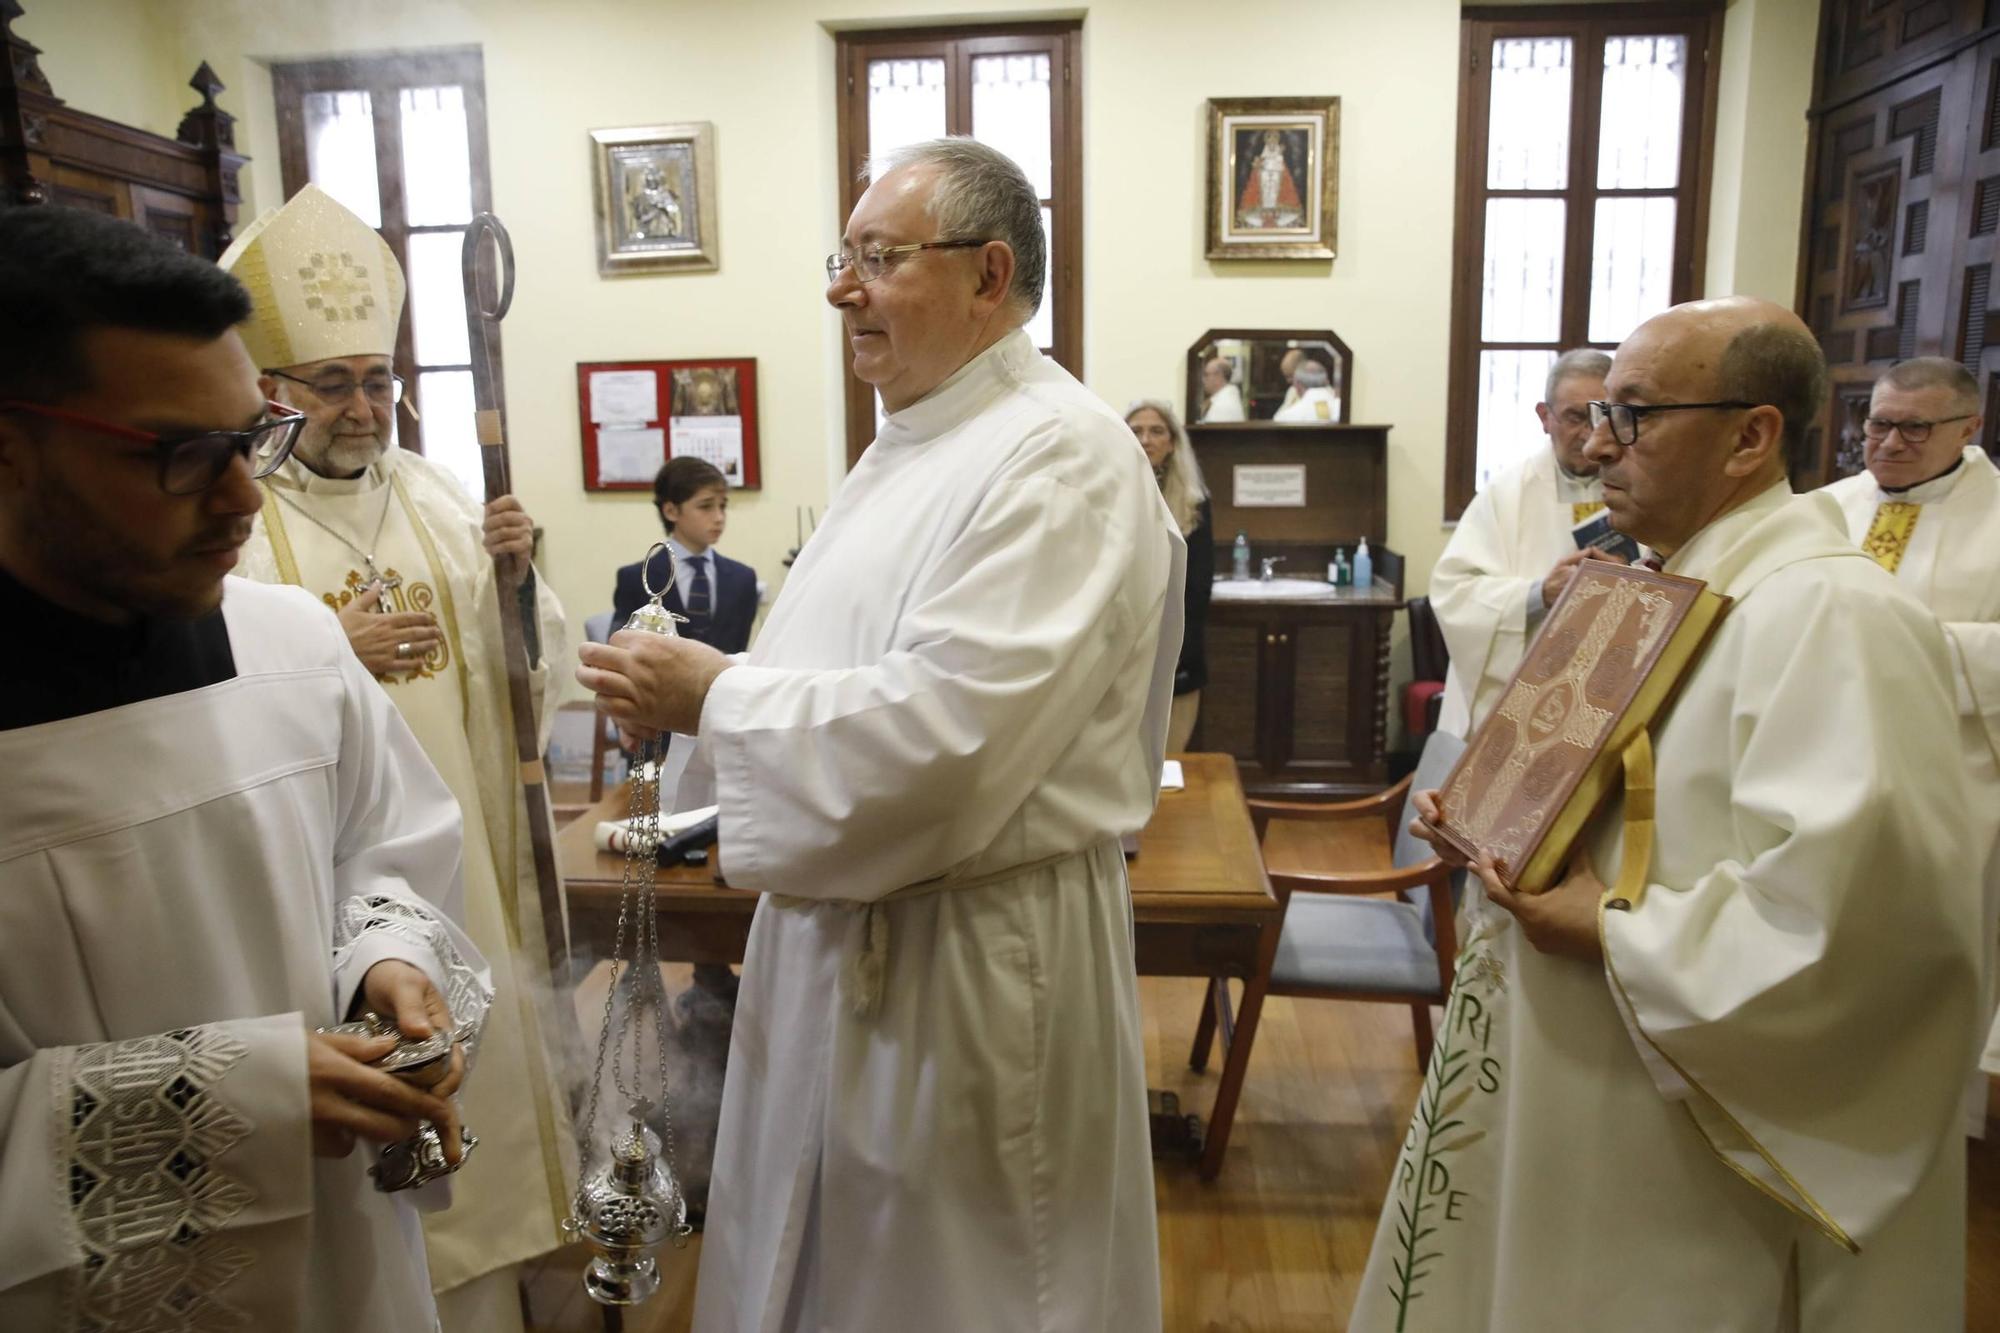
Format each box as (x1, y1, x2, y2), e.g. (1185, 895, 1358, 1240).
(1126, 399, 1211, 752)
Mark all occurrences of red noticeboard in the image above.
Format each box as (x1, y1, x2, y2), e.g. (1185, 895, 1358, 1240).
(576, 357, 761, 492)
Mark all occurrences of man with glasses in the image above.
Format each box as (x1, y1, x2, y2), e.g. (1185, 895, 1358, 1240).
(1826, 356, 2000, 1082)
(0, 207, 490, 1331)
(1353, 297, 1993, 1332)
(579, 137, 1177, 1332)
(1431, 347, 1621, 737)
(219, 184, 572, 1333)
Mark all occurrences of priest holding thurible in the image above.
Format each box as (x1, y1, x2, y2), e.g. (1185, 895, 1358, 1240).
(221, 183, 573, 1333)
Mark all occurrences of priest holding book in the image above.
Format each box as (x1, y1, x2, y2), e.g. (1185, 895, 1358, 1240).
(1351, 297, 1993, 1331)
(1430, 348, 1625, 737)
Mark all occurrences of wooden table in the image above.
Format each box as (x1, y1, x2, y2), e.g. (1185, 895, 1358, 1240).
(555, 753, 1280, 1180)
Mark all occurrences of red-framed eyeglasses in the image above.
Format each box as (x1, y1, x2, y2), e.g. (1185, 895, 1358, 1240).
(0, 399, 307, 495)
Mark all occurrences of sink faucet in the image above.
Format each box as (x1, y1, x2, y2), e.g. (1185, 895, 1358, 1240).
(1258, 556, 1286, 582)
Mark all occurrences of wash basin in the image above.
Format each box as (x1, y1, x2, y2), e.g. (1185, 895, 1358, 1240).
(1211, 577, 1338, 601)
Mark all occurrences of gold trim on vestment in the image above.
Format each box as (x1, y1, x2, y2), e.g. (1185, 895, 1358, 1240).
(1598, 863, 1861, 1253)
(1572, 500, 1607, 524)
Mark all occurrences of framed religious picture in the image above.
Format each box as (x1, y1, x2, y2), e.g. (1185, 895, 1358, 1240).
(589, 122, 720, 275)
(1205, 96, 1340, 261)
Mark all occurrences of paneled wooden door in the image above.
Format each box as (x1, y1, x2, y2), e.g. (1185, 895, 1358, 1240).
(1799, 1, 2000, 484)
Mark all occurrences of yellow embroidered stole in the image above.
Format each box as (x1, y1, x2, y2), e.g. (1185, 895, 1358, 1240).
(1572, 500, 1606, 524)
(1859, 501, 1922, 573)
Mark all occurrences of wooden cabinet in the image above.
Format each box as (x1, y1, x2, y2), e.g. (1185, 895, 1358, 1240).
(1194, 592, 1396, 797)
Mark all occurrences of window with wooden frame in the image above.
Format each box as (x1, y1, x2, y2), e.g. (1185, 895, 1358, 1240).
(833, 23, 1083, 469)
(1444, 4, 1723, 517)
(270, 48, 496, 500)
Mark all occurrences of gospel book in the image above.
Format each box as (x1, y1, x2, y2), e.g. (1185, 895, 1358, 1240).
(1429, 561, 1729, 893)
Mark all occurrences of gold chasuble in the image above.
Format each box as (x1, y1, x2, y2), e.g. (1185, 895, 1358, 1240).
(240, 450, 574, 1298)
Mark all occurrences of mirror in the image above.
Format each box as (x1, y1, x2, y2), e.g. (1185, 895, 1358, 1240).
(1186, 328, 1352, 426)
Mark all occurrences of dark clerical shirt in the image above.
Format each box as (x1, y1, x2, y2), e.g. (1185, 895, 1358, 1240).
(0, 567, 235, 729)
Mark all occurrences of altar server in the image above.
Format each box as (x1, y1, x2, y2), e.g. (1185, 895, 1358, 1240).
(1354, 298, 1992, 1331)
(223, 183, 571, 1331)
(579, 137, 1179, 1332)
(1825, 356, 2000, 1077)
(1431, 348, 1620, 736)
(0, 206, 488, 1332)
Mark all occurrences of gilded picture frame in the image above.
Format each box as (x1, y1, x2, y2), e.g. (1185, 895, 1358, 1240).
(590, 122, 719, 276)
(1205, 96, 1340, 261)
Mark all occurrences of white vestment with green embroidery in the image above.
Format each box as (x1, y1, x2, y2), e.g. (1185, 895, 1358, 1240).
(1352, 485, 1993, 1332)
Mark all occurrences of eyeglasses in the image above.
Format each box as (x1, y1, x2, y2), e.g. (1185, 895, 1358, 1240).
(824, 239, 986, 284)
(1587, 399, 1760, 446)
(1860, 414, 1972, 443)
(269, 369, 405, 407)
(0, 399, 307, 494)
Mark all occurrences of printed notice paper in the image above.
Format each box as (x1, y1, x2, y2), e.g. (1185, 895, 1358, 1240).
(1233, 463, 1308, 507)
(597, 427, 665, 483)
(589, 369, 659, 425)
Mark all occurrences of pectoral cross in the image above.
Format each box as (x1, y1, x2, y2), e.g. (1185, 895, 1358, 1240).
(366, 564, 402, 612)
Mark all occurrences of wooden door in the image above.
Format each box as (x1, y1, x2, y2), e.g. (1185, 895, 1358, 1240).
(1799, 1, 2000, 483)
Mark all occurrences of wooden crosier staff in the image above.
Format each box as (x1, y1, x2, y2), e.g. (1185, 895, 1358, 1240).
(461, 213, 571, 988)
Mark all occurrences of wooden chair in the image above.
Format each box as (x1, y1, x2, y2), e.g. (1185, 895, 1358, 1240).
(1190, 731, 1465, 1074)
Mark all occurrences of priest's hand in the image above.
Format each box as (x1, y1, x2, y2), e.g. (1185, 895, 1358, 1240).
(1475, 852, 1605, 963)
(577, 631, 734, 737)
(338, 583, 442, 677)
(484, 495, 535, 589)
(1409, 789, 1472, 868)
(362, 959, 467, 1100)
(307, 1027, 461, 1162)
(1541, 547, 1627, 607)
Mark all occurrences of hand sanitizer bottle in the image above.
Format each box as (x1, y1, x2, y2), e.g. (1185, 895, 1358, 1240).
(1232, 531, 1251, 582)
(1353, 537, 1373, 591)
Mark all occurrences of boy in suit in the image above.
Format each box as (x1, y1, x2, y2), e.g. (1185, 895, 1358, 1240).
(613, 457, 757, 653)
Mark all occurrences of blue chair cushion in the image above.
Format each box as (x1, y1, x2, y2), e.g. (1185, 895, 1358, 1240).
(1268, 894, 1445, 999)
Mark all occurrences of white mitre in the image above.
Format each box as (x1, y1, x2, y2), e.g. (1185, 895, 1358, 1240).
(218, 182, 406, 370)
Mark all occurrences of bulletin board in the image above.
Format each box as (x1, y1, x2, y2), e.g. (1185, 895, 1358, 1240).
(577, 357, 762, 492)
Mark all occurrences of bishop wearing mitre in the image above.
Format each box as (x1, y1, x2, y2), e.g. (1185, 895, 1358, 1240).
(220, 184, 572, 1332)
(1430, 348, 1620, 737)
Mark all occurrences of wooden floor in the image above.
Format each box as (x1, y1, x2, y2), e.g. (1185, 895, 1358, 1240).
(519, 968, 2000, 1331)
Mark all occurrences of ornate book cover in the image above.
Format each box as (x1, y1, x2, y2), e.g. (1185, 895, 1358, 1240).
(1430, 562, 1729, 893)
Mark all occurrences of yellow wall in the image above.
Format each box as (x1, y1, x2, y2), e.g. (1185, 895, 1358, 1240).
(19, 0, 188, 141)
(1706, 0, 1819, 303)
(19, 0, 1820, 702)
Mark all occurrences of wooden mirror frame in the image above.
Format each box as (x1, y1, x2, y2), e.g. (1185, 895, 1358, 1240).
(1185, 327, 1353, 429)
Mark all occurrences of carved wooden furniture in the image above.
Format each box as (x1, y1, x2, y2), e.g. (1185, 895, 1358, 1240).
(1197, 731, 1463, 1076)
(556, 754, 1283, 1181)
(0, 3, 246, 255)
(1184, 328, 1402, 796)
(1799, 0, 2000, 484)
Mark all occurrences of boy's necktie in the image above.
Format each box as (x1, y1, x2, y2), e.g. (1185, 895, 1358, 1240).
(688, 554, 713, 624)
